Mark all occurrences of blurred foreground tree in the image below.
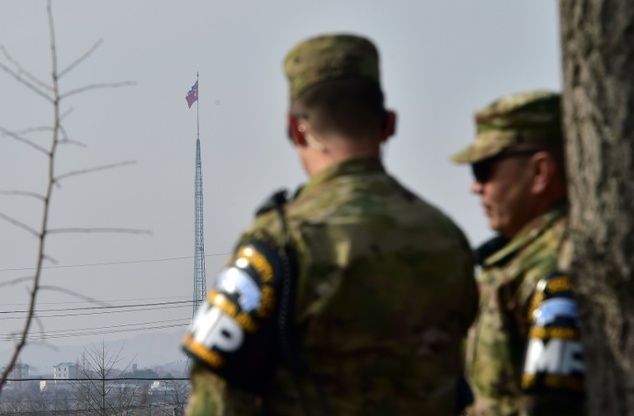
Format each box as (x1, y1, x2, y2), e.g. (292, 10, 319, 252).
(560, 1, 634, 415)
(0, 0, 143, 391)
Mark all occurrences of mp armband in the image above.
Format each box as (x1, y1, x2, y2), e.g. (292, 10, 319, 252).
(182, 241, 284, 392)
(522, 271, 585, 395)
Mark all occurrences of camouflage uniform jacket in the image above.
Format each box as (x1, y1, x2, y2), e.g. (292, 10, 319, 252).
(186, 157, 479, 416)
(467, 204, 585, 416)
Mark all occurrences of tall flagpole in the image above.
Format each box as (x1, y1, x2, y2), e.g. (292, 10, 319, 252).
(192, 72, 207, 318)
(196, 72, 200, 140)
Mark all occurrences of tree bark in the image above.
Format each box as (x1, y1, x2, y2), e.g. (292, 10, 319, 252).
(559, 1, 634, 415)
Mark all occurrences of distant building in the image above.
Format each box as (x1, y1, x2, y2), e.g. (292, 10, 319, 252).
(53, 362, 78, 380)
(2, 362, 30, 384)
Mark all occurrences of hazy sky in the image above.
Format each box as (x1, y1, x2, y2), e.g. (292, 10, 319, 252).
(0, 0, 562, 361)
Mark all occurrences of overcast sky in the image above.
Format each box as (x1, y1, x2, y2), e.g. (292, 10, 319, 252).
(0, 0, 562, 361)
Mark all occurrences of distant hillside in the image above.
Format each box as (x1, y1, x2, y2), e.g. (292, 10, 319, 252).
(0, 330, 187, 375)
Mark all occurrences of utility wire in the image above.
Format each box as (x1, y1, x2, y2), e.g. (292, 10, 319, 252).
(1, 303, 190, 320)
(3, 295, 191, 307)
(0, 319, 189, 342)
(0, 252, 231, 273)
(0, 300, 192, 316)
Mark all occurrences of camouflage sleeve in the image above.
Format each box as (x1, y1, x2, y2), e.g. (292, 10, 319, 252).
(186, 360, 260, 416)
(521, 271, 585, 415)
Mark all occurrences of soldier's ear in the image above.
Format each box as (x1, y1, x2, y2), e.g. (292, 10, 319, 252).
(286, 113, 307, 147)
(381, 110, 396, 142)
(530, 151, 556, 194)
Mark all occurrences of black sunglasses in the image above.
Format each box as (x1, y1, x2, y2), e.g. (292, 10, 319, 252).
(471, 150, 539, 183)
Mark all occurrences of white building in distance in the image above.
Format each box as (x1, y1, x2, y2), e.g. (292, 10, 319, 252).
(53, 362, 78, 380)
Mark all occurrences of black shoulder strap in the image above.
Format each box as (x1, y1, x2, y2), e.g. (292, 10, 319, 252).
(266, 190, 330, 416)
(267, 191, 301, 371)
(253, 189, 302, 370)
(256, 189, 289, 217)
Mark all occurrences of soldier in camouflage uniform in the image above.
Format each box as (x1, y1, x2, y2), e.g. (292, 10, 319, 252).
(182, 33, 479, 415)
(451, 91, 586, 415)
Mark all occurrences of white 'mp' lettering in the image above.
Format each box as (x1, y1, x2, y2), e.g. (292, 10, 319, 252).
(524, 339, 584, 375)
(525, 339, 561, 374)
(561, 341, 585, 374)
(192, 307, 244, 352)
(189, 302, 212, 334)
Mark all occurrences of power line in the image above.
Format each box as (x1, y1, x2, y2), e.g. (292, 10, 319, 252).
(0, 300, 192, 316)
(0, 319, 189, 342)
(3, 295, 191, 307)
(28, 317, 187, 335)
(1, 303, 190, 321)
(0, 252, 231, 273)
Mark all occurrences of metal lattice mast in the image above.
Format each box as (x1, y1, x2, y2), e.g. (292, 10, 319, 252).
(192, 74, 207, 317)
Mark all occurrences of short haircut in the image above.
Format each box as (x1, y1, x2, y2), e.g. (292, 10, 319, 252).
(290, 78, 386, 140)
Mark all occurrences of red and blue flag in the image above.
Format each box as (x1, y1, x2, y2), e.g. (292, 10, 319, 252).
(186, 81, 198, 108)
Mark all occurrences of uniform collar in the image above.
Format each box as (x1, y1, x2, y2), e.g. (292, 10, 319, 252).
(483, 202, 567, 267)
(296, 157, 385, 198)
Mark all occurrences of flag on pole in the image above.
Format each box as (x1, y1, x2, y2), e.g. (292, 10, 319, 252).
(186, 81, 198, 108)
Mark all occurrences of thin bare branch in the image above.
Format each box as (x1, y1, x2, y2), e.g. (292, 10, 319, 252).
(0, 190, 46, 201)
(0, 45, 53, 93)
(0, 0, 59, 390)
(57, 124, 70, 143)
(47, 227, 152, 235)
(55, 160, 136, 182)
(55, 124, 86, 148)
(60, 106, 73, 120)
(24, 337, 60, 351)
(33, 315, 46, 341)
(0, 127, 50, 154)
(1, 0, 139, 394)
(0, 211, 39, 236)
(59, 39, 103, 79)
(42, 254, 58, 265)
(0, 60, 54, 104)
(39, 285, 109, 307)
(59, 138, 87, 148)
(0, 276, 34, 290)
(47, 0, 58, 83)
(13, 125, 53, 135)
(60, 81, 136, 99)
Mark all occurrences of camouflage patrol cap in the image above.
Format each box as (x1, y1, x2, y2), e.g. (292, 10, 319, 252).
(451, 90, 563, 164)
(283, 33, 381, 100)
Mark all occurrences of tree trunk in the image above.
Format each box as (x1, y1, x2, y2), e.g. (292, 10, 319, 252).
(559, 1, 634, 415)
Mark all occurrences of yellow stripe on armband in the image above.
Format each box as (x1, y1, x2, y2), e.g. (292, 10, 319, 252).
(183, 334, 224, 368)
(209, 290, 238, 316)
(255, 286, 276, 318)
(235, 313, 259, 332)
(522, 374, 584, 391)
(237, 246, 274, 283)
(529, 326, 579, 340)
(528, 290, 545, 321)
(546, 277, 573, 293)
(208, 290, 259, 333)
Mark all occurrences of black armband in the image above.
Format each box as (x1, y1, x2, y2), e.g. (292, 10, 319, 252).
(182, 241, 285, 393)
(521, 271, 585, 396)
